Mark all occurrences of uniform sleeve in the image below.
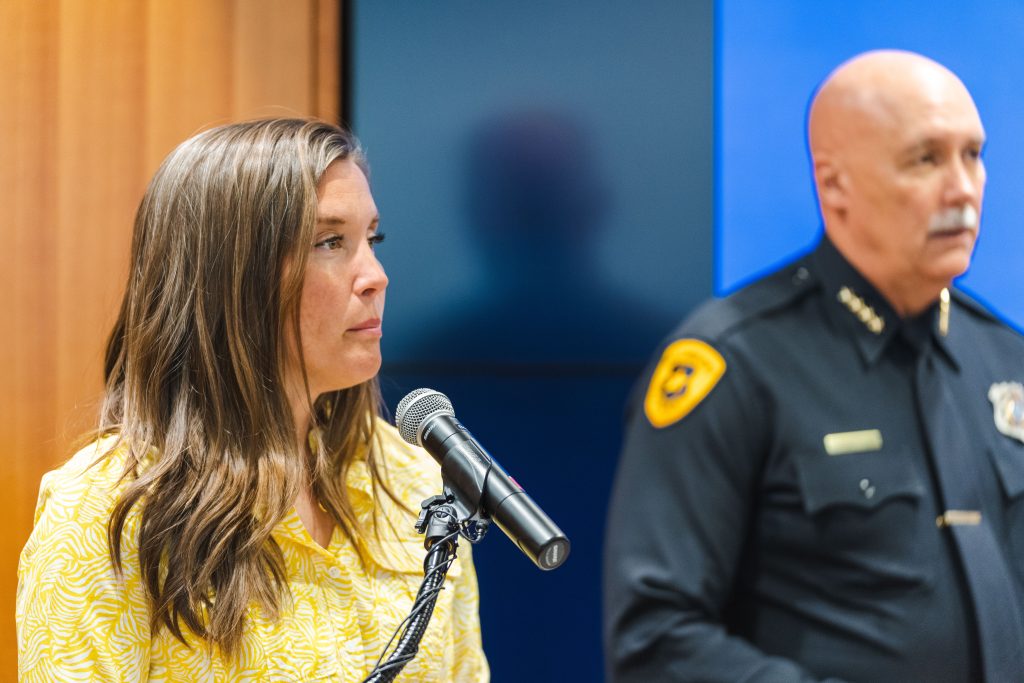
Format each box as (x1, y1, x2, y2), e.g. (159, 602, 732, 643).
(603, 338, 839, 683)
(17, 469, 152, 682)
(447, 542, 490, 682)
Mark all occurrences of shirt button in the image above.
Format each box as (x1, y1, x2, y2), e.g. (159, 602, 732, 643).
(792, 267, 809, 284)
(859, 478, 876, 499)
(328, 566, 342, 579)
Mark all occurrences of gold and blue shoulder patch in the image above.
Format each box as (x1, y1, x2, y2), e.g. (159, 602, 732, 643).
(644, 339, 726, 428)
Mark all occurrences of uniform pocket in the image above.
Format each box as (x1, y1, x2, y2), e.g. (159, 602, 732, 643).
(795, 448, 925, 515)
(986, 439, 1024, 588)
(988, 439, 1024, 502)
(789, 449, 930, 591)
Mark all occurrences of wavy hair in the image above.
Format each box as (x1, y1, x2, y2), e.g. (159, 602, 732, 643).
(100, 118, 389, 655)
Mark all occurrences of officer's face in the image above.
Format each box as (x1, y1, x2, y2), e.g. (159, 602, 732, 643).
(843, 77, 986, 294)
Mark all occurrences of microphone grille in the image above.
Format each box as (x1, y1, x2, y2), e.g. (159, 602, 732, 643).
(395, 388, 454, 445)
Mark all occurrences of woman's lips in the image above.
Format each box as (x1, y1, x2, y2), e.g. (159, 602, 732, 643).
(347, 318, 382, 336)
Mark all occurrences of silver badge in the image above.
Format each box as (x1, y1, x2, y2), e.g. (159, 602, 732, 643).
(988, 382, 1024, 443)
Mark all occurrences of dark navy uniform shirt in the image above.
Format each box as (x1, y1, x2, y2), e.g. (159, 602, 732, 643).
(604, 237, 1024, 682)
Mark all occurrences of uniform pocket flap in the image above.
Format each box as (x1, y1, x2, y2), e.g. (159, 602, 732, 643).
(795, 450, 925, 515)
(988, 441, 1024, 501)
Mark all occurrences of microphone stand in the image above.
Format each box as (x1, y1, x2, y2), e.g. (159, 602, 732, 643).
(361, 494, 488, 683)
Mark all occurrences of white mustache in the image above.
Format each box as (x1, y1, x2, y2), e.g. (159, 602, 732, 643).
(929, 205, 979, 234)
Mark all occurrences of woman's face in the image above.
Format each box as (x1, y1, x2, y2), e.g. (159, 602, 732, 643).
(291, 158, 388, 400)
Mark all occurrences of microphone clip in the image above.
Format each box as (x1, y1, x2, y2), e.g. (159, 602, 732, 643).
(415, 494, 491, 550)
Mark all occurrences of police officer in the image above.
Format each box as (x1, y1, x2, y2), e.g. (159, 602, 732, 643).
(604, 50, 1024, 682)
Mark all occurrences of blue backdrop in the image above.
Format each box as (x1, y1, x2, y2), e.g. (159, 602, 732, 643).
(348, 1, 1024, 680)
(349, 2, 713, 681)
(718, 1, 1024, 332)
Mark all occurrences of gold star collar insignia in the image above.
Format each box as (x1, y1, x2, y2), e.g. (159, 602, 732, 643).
(837, 286, 885, 334)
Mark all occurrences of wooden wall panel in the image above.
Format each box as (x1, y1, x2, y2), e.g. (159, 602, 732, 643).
(0, 14, 60, 680)
(235, 0, 314, 117)
(0, 0, 340, 676)
(314, 0, 341, 125)
(144, 0, 235, 173)
(54, 0, 148, 458)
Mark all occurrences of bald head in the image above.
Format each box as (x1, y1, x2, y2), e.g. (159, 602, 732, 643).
(807, 50, 986, 316)
(809, 51, 977, 163)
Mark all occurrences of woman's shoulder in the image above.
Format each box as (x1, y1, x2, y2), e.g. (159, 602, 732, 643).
(32, 435, 131, 521)
(376, 417, 440, 471)
(375, 419, 423, 459)
(22, 436, 138, 570)
(18, 437, 151, 679)
(373, 419, 444, 502)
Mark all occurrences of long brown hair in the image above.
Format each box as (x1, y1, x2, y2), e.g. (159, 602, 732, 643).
(101, 119, 388, 654)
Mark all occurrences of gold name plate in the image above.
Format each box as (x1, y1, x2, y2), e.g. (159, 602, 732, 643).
(936, 510, 982, 527)
(823, 429, 883, 456)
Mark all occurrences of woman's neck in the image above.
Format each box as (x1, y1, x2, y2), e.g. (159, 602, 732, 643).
(288, 391, 334, 548)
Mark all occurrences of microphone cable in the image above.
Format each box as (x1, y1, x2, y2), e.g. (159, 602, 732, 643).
(360, 505, 463, 683)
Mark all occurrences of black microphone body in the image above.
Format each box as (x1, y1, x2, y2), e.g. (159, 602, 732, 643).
(396, 390, 570, 570)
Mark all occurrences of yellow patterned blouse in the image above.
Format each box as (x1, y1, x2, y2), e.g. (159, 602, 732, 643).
(17, 422, 489, 682)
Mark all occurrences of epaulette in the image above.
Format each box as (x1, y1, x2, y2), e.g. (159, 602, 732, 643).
(674, 256, 819, 343)
(633, 256, 819, 428)
(951, 287, 1006, 326)
(950, 287, 1024, 342)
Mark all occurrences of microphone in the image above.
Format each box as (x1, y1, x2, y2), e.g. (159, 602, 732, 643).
(395, 388, 570, 571)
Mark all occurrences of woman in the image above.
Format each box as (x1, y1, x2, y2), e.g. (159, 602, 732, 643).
(17, 119, 489, 682)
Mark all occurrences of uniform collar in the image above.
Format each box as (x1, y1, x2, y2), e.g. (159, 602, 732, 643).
(809, 236, 958, 370)
(909, 297, 961, 371)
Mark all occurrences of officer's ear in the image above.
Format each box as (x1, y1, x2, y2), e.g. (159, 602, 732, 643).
(814, 155, 850, 220)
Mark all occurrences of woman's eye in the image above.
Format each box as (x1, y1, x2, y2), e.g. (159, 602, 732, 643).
(315, 235, 344, 251)
(368, 232, 386, 249)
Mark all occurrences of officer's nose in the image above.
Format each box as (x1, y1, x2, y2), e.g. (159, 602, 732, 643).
(943, 153, 984, 207)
